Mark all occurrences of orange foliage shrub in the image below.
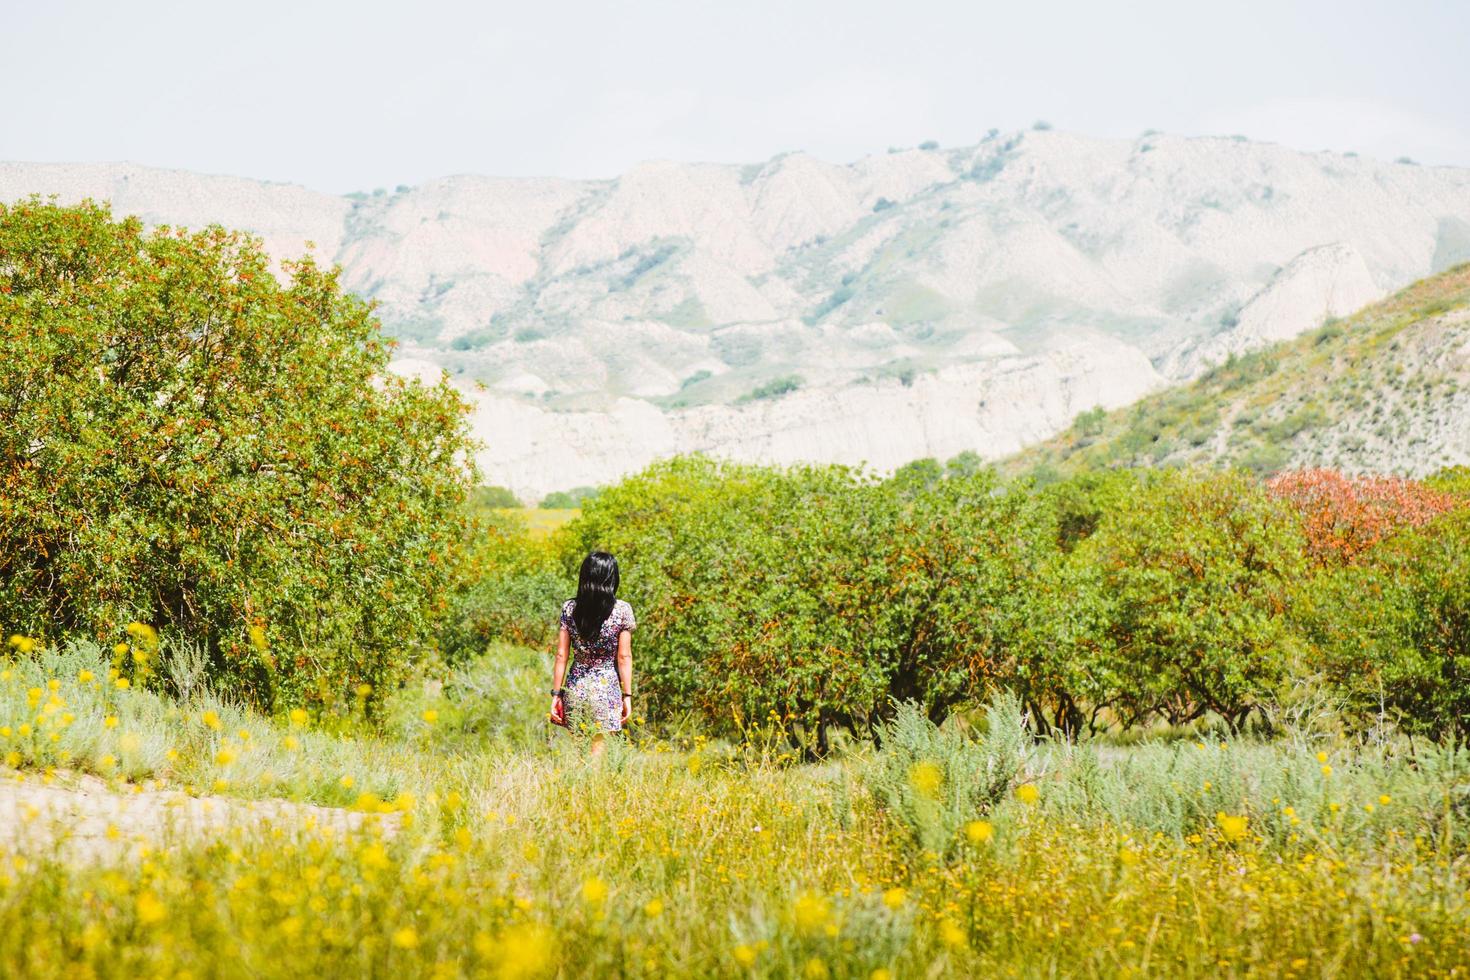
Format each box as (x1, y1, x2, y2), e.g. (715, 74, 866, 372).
(1266, 468, 1462, 566)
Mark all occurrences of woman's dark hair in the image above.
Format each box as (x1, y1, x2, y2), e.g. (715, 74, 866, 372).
(571, 551, 619, 640)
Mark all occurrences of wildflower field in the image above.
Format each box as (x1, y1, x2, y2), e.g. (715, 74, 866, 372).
(2, 640, 1468, 979)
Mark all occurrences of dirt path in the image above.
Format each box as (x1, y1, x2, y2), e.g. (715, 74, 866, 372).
(0, 767, 400, 863)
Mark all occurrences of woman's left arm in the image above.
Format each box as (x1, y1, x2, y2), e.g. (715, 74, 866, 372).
(616, 629, 633, 724)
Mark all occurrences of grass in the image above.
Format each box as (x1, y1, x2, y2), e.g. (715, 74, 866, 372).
(1, 642, 1469, 977)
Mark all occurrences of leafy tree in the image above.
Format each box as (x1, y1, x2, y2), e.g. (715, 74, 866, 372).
(569, 457, 1055, 754)
(1076, 469, 1306, 730)
(1267, 468, 1461, 567)
(469, 485, 521, 510)
(0, 199, 476, 708)
(1301, 510, 1470, 738)
(1037, 469, 1141, 552)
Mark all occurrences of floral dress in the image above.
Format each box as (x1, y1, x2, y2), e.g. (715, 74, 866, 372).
(560, 598, 635, 735)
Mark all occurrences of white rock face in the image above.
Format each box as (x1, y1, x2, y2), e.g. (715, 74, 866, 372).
(1164, 242, 1385, 375)
(462, 333, 1162, 502)
(5, 133, 1470, 499)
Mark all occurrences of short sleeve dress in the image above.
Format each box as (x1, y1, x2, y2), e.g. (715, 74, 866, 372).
(559, 598, 635, 734)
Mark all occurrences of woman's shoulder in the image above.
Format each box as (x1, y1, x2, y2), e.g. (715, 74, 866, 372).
(615, 598, 636, 628)
(561, 597, 575, 617)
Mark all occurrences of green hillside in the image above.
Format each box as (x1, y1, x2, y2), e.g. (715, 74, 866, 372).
(1008, 263, 1470, 480)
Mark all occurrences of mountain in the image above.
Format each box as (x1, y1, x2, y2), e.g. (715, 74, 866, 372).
(5, 130, 1470, 498)
(1004, 262, 1470, 479)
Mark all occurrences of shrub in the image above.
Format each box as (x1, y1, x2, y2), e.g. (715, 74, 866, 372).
(739, 375, 803, 402)
(865, 696, 1029, 855)
(1075, 469, 1307, 730)
(539, 486, 600, 509)
(568, 458, 1056, 755)
(469, 485, 521, 509)
(0, 200, 475, 708)
(1301, 510, 1470, 738)
(440, 510, 567, 660)
(1267, 469, 1462, 566)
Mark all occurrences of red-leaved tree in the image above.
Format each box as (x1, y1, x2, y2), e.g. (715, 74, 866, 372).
(1266, 468, 1462, 566)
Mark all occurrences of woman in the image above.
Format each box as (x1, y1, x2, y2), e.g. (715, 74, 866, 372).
(549, 551, 635, 755)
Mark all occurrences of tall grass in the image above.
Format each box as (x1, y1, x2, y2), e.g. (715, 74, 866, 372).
(0, 645, 1467, 977)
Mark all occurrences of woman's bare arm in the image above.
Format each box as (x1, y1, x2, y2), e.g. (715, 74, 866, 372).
(550, 625, 570, 722)
(553, 625, 570, 688)
(616, 629, 633, 723)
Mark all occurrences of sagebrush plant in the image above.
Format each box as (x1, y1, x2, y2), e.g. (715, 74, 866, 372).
(866, 697, 1029, 855)
(0, 199, 477, 709)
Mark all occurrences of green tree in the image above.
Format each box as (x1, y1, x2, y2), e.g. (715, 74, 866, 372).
(1301, 509, 1470, 737)
(1075, 469, 1307, 730)
(0, 199, 476, 708)
(568, 456, 1055, 754)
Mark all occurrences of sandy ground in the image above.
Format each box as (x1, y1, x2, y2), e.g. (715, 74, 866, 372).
(0, 768, 401, 863)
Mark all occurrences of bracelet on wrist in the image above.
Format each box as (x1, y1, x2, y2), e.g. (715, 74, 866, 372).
(550, 688, 564, 697)
(622, 692, 632, 698)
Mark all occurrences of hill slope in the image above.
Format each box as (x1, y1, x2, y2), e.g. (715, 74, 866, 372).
(1006, 263, 1470, 479)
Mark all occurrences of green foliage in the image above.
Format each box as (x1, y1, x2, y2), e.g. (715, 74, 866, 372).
(1074, 469, 1307, 730)
(1301, 510, 1470, 737)
(440, 510, 567, 661)
(567, 457, 1056, 755)
(738, 374, 803, 403)
(538, 485, 600, 509)
(469, 485, 521, 509)
(0, 200, 476, 708)
(865, 696, 1029, 855)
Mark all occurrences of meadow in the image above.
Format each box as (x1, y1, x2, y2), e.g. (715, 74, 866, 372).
(2, 639, 1468, 978)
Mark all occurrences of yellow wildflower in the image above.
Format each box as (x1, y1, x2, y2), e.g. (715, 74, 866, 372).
(1216, 812, 1249, 842)
(964, 822, 999, 846)
(136, 891, 167, 925)
(794, 891, 830, 934)
(581, 876, 608, 905)
(907, 760, 942, 798)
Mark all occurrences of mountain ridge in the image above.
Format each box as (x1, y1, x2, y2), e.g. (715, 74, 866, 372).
(5, 130, 1470, 497)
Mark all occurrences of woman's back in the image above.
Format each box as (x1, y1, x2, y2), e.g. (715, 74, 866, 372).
(561, 597, 636, 663)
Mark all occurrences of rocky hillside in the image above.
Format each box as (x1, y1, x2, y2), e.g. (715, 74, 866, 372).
(1006, 263, 1470, 480)
(6, 130, 1470, 497)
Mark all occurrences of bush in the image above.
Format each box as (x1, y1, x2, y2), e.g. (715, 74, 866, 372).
(440, 510, 567, 660)
(1267, 468, 1462, 566)
(469, 485, 521, 509)
(0, 200, 476, 708)
(1302, 509, 1470, 738)
(1075, 470, 1307, 730)
(865, 696, 1029, 855)
(739, 375, 803, 403)
(539, 486, 600, 509)
(568, 457, 1056, 755)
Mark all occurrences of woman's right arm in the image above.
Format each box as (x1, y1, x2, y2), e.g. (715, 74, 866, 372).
(549, 624, 570, 723)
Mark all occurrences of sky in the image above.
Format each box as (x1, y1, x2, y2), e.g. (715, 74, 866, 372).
(2, 0, 1468, 194)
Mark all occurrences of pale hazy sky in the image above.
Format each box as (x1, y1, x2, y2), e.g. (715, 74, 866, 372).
(3, 0, 1467, 194)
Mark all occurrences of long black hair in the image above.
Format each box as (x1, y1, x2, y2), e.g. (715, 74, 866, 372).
(571, 551, 620, 640)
